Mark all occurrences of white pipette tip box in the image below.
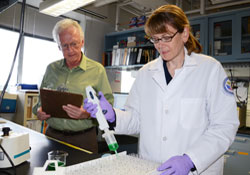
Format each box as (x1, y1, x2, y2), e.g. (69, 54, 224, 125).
(33, 151, 161, 175)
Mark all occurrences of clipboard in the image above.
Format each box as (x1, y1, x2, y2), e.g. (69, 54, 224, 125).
(40, 88, 85, 119)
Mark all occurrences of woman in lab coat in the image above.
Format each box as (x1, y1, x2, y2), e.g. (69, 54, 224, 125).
(84, 4, 239, 175)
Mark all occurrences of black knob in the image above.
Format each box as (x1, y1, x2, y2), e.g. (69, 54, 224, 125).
(2, 127, 11, 136)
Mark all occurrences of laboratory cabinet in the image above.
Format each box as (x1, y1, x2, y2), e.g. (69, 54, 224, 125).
(104, 26, 157, 68)
(104, 26, 152, 52)
(104, 7, 250, 66)
(208, 8, 250, 63)
(239, 11, 250, 58)
(13, 90, 41, 132)
(190, 17, 208, 55)
(209, 14, 234, 61)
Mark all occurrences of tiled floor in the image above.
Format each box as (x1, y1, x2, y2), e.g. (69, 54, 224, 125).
(224, 133, 250, 175)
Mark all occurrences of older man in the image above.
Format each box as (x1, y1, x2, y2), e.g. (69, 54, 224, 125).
(33, 19, 113, 154)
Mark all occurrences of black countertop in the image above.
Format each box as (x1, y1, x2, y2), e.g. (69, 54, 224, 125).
(0, 118, 100, 175)
(237, 126, 250, 135)
(1, 118, 249, 175)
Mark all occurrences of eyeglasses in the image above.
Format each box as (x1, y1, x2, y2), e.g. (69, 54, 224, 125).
(61, 42, 81, 50)
(149, 31, 179, 44)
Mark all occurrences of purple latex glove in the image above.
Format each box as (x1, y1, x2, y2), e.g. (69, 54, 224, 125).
(157, 154, 194, 175)
(83, 99, 98, 117)
(83, 91, 115, 123)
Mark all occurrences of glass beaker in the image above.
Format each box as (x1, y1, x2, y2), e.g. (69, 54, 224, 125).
(47, 150, 68, 170)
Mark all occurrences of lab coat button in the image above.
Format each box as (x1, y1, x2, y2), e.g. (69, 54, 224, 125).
(163, 136, 167, 141)
(165, 106, 168, 113)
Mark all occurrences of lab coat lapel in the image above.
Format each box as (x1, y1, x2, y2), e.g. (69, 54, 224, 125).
(148, 49, 197, 93)
(149, 57, 166, 92)
(164, 52, 197, 94)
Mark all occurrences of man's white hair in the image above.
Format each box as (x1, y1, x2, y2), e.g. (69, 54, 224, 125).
(52, 18, 84, 46)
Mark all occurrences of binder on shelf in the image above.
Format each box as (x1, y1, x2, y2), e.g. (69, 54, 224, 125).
(107, 45, 157, 67)
(104, 52, 113, 66)
(119, 48, 125, 65)
(108, 52, 113, 66)
(128, 48, 134, 65)
(139, 49, 146, 64)
(144, 50, 150, 63)
(136, 48, 143, 64)
(130, 48, 138, 65)
(31, 96, 39, 118)
(112, 45, 118, 66)
(128, 48, 133, 65)
(114, 48, 121, 66)
(122, 48, 128, 65)
(26, 96, 32, 119)
(125, 48, 131, 65)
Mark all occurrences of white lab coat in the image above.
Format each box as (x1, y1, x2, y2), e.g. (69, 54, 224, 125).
(114, 48, 239, 175)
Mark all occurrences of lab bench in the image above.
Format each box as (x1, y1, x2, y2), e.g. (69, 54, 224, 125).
(0, 118, 101, 175)
(0, 118, 138, 175)
(1, 117, 249, 175)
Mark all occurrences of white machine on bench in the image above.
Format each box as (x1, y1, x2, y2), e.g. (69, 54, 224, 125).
(0, 127, 30, 168)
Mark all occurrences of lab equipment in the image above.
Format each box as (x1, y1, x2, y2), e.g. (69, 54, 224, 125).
(0, 127, 30, 168)
(47, 150, 68, 170)
(113, 92, 129, 110)
(33, 160, 64, 175)
(85, 86, 119, 153)
(33, 151, 161, 175)
(0, 91, 17, 113)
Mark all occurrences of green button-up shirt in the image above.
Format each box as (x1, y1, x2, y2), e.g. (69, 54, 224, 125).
(33, 53, 114, 132)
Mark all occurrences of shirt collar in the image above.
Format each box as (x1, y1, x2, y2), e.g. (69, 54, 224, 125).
(60, 52, 86, 71)
(79, 53, 87, 71)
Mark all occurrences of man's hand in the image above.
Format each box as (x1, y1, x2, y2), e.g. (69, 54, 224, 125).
(62, 104, 90, 119)
(37, 107, 51, 121)
(84, 91, 115, 123)
(157, 155, 194, 175)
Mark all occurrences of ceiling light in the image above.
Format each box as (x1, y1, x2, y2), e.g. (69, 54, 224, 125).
(94, 0, 118, 7)
(39, 0, 96, 17)
(210, 0, 233, 4)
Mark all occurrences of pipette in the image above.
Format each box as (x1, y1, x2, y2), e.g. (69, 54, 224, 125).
(86, 86, 119, 153)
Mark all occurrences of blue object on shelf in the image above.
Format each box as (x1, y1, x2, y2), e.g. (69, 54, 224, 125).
(137, 15, 146, 27)
(129, 17, 137, 28)
(18, 84, 38, 90)
(0, 99, 17, 113)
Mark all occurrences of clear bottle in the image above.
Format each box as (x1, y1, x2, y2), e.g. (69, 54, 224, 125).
(214, 24, 221, 38)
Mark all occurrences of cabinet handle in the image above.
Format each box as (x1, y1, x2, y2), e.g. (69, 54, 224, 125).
(209, 43, 212, 55)
(235, 137, 247, 143)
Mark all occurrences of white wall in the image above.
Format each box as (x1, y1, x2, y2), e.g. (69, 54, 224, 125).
(0, 3, 115, 63)
(0, 4, 62, 39)
(84, 18, 114, 61)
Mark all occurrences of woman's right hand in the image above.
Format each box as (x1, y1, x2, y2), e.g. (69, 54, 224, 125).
(83, 91, 115, 123)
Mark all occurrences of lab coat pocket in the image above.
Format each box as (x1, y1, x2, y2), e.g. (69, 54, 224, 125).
(180, 98, 206, 129)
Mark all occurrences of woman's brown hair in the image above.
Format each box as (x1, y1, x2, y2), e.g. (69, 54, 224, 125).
(145, 4, 202, 55)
